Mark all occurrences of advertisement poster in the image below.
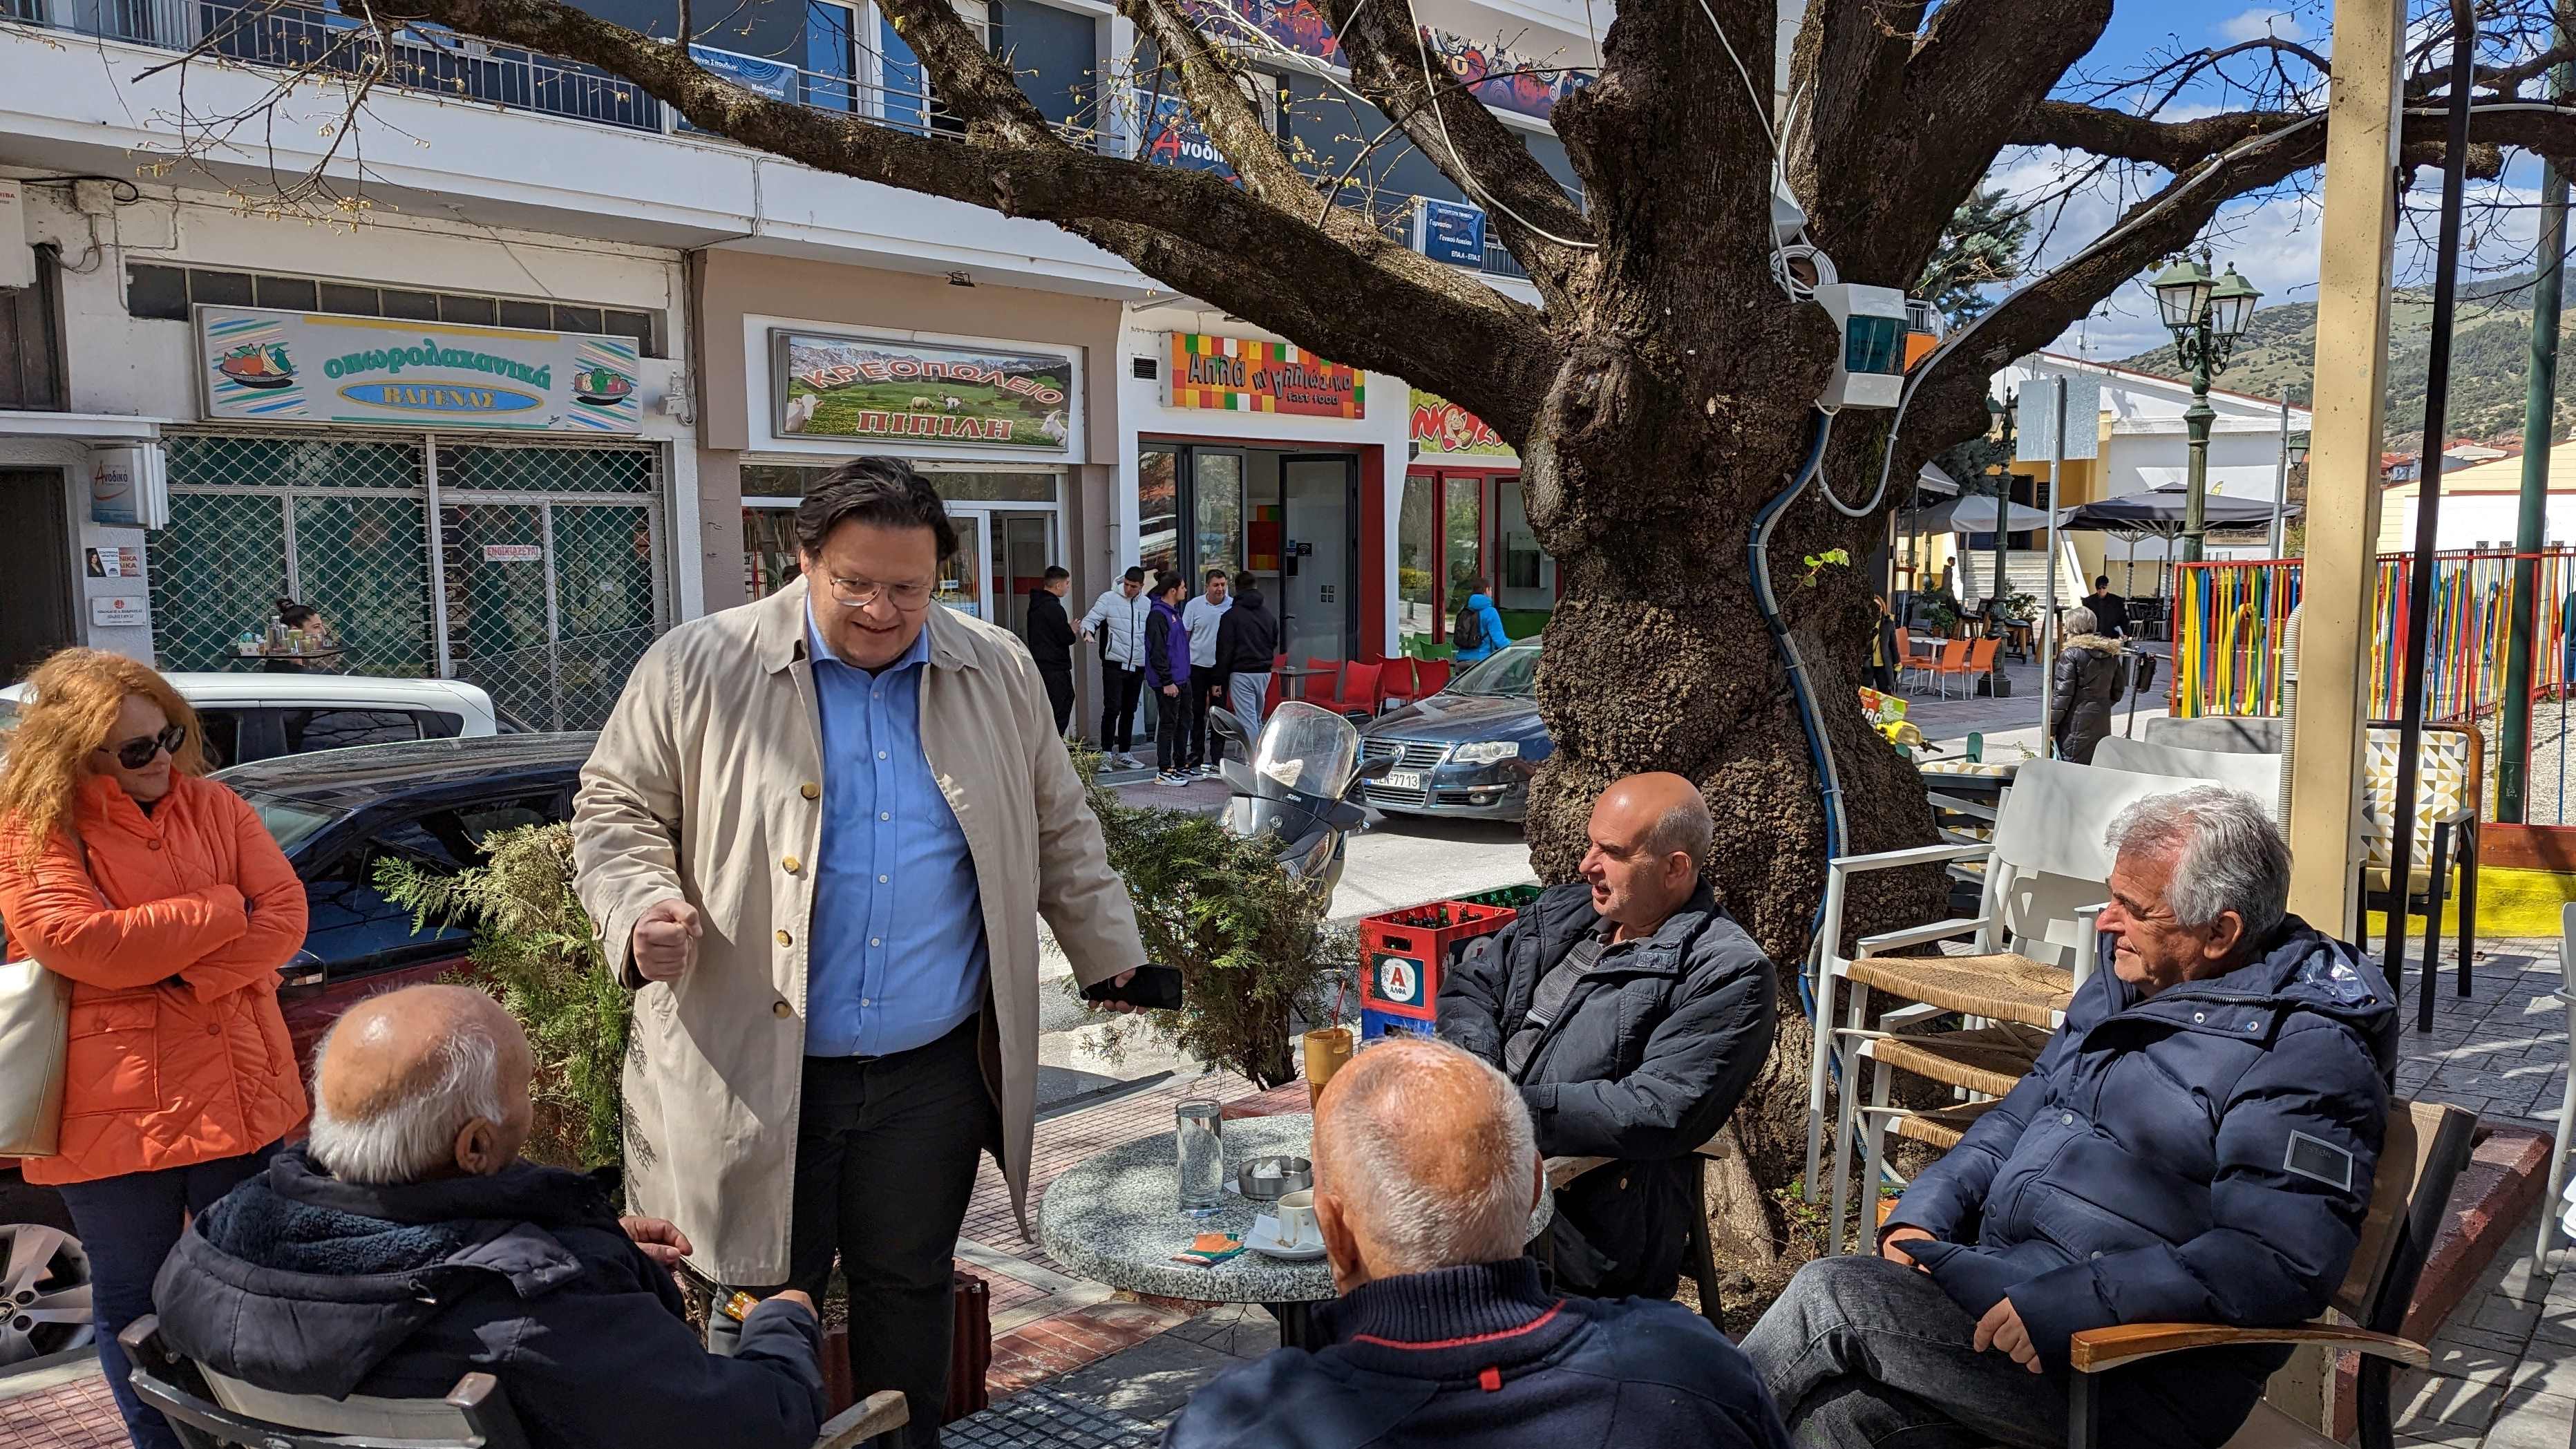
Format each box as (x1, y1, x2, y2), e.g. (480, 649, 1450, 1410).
(1165, 333, 1363, 419)
(1408, 388, 1515, 461)
(198, 307, 642, 434)
(1425, 29, 1591, 121)
(1138, 93, 1237, 180)
(679, 44, 795, 134)
(773, 331, 1076, 451)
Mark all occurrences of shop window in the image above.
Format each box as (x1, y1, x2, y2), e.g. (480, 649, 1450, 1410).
(254, 275, 319, 312)
(1139, 447, 1179, 584)
(1, 244, 66, 411)
(1193, 452, 1244, 580)
(124, 265, 667, 356)
(745, 509, 801, 598)
(1443, 475, 1482, 609)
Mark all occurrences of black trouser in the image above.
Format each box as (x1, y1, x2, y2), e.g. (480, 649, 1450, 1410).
(1041, 665, 1075, 737)
(1188, 665, 1227, 768)
(1868, 661, 1897, 692)
(1155, 681, 1186, 771)
(716, 1021, 994, 1448)
(1100, 663, 1143, 752)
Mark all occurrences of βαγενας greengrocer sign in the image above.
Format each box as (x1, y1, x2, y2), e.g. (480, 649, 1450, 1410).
(197, 307, 643, 434)
(773, 330, 1076, 452)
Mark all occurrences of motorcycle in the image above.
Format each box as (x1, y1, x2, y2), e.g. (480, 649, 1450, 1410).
(1206, 700, 1390, 897)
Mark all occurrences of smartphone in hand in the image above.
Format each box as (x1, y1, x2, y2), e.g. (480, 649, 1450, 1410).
(1082, 965, 1184, 1011)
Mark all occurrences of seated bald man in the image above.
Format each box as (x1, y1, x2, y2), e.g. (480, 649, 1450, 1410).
(151, 985, 828, 1449)
(1162, 1036, 1790, 1449)
(1438, 773, 1776, 1297)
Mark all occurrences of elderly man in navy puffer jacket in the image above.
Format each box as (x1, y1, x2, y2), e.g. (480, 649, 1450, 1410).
(1164, 1035, 1791, 1449)
(1746, 785, 2397, 1449)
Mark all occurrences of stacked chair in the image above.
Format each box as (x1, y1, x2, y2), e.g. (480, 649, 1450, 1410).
(1806, 759, 2221, 1255)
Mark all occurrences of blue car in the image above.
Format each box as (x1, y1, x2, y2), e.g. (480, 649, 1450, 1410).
(1359, 642, 1550, 821)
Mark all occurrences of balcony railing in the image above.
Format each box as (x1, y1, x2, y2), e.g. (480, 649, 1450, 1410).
(4, 0, 1523, 282)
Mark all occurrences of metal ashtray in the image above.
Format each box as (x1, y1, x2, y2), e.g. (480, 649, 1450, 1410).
(1236, 1155, 1312, 1200)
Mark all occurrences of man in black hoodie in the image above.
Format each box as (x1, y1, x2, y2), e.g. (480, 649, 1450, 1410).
(1212, 580, 1281, 732)
(1025, 564, 1079, 735)
(153, 985, 827, 1449)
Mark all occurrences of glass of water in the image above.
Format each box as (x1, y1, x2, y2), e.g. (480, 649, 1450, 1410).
(1175, 1099, 1224, 1216)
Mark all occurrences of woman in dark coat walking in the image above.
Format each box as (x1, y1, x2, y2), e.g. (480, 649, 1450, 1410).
(2049, 605, 2125, 764)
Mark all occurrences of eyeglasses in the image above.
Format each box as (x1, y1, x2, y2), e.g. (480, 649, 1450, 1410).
(98, 724, 187, 770)
(820, 575, 936, 613)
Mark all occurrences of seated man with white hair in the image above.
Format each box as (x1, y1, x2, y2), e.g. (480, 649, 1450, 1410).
(151, 984, 829, 1449)
(1163, 1036, 1792, 1449)
(1745, 786, 2398, 1449)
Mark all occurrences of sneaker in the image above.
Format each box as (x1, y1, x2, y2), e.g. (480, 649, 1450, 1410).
(1200, 764, 1222, 778)
(1118, 753, 1144, 771)
(1159, 770, 1189, 786)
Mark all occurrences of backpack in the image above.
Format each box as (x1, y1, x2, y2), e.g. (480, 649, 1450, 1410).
(1452, 598, 1486, 652)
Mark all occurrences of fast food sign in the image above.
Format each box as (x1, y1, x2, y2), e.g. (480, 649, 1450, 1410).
(1164, 333, 1363, 419)
(1408, 388, 1515, 462)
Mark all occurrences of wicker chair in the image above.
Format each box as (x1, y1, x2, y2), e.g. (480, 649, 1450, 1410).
(1808, 760, 2224, 1254)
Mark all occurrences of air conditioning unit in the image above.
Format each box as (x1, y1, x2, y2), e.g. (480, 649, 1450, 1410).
(0, 180, 34, 291)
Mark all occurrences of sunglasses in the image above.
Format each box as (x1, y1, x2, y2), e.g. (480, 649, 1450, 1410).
(98, 724, 187, 770)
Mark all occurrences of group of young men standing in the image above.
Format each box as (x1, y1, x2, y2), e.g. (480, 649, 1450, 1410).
(1057, 565, 1278, 784)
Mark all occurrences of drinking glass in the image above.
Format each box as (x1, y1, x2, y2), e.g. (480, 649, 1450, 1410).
(1175, 1099, 1224, 1215)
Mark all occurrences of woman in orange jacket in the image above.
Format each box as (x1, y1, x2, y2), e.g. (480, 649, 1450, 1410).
(0, 650, 307, 1449)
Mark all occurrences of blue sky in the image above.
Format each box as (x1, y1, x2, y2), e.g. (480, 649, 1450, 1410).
(2011, 0, 2549, 366)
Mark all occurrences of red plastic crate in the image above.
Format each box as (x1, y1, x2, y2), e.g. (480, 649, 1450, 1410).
(1358, 899, 1517, 1034)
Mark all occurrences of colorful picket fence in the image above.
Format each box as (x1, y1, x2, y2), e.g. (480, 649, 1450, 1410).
(2171, 550, 2576, 723)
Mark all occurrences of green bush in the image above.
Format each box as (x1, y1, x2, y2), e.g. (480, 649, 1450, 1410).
(375, 824, 632, 1170)
(1070, 746, 1352, 1088)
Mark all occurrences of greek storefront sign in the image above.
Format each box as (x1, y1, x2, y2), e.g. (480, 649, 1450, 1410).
(1408, 388, 1516, 462)
(197, 307, 643, 434)
(773, 330, 1076, 452)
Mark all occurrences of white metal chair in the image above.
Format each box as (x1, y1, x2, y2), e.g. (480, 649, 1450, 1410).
(2092, 737, 2284, 818)
(2539, 901, 2576, 1263)
(1807, 760, 2217, 1254)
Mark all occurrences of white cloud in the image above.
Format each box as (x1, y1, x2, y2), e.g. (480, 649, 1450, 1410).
(2215, 7, 2302, 44)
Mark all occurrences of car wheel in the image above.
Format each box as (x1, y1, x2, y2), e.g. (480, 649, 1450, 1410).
(0, 1222, 93, 1370)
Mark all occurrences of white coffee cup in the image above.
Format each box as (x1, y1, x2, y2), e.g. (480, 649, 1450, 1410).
(1276, 1188, 1319, 1249)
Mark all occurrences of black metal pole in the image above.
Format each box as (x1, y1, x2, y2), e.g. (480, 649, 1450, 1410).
(2392, 0, 2478, 1032)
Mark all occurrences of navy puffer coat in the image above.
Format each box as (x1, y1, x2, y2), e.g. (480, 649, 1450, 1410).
(1884, 918, 2397, 1447)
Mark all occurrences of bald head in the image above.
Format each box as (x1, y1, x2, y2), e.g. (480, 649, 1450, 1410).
(308, 985, 534, 1185)
(1310, 1036, 1539, 1291)
(1582, 773, 1711, 938)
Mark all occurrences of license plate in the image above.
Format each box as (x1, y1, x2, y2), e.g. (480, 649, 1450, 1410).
(1382, 770, 1425, 791)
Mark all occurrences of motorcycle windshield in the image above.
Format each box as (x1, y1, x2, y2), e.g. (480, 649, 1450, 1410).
(1251, 701, 1360, 802)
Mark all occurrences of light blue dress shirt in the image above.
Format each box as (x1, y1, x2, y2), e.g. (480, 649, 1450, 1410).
(804, 604, 989, 1058)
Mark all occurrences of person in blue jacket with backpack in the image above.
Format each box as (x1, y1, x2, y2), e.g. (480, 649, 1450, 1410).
(1452, 576, 1510, 664)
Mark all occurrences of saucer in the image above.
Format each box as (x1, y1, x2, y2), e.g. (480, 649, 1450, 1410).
(1244, 1215, 1328, 1261)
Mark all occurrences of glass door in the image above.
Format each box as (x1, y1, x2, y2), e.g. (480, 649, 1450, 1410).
(988, 509, 1057, 642)
(1282, 454, 1359, 664)
(936, 513, 987, 620)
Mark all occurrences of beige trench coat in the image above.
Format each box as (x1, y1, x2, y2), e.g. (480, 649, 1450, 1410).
(572, 578, 1146, 1285)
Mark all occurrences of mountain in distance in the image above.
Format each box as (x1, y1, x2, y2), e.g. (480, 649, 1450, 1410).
(2108, 271, 2576, 453)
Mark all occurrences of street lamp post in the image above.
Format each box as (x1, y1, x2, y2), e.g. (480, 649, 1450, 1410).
(2152, 254, 2262, 563)
(1986, 392, 2016, 609)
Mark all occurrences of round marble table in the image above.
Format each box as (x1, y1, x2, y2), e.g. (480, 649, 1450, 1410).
(1037, 1112, 1552, 1347)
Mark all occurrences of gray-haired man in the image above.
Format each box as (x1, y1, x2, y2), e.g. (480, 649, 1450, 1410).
(1745, 786, 2398, 1449)
(1163, 1036, 1792, 1449)
(151, 985, 830, 1449)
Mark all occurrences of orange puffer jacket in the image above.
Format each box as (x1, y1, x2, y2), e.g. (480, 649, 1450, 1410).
(0, 773, 310, 1186)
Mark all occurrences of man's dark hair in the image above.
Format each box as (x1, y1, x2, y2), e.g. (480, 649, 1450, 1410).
(2094, 574, 2110, 590)
(1205, 569, 1229, 584)
(1123, 566, 1146, 585)
(1460, 575, 1488, 595)
(1157, 573, 1187, 599)
(1043, 565, 1071, 584)
(793, 457, 958, 562)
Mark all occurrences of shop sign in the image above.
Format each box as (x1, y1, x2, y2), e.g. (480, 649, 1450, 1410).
(1408, 388, 1515, 461)
(1139, 94, 1237, 181)
(678, 44, 793, 135)
(482, 544, 543, 563)
(1164, 334, 1363, 419)
(1414, 198, 1486, 267)
(91, 595, 147, 627)
(198, 307, 643, 434)
(773, 330, 1074, 453)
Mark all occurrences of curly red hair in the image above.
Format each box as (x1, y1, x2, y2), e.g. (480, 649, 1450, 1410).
(0, 649, 206, 867)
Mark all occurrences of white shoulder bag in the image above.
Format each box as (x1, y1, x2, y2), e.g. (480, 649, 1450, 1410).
(0, 832, 82, 1157)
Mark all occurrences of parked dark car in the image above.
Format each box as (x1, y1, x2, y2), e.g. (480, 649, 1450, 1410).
(1358, 642, 1549, 821)
(0, 734, 593, 1371)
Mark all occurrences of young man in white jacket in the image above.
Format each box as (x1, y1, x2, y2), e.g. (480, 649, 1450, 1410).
(1080, 567, 1150, 768)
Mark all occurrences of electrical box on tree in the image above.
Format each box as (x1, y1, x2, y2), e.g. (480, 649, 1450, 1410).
(1813, 282, 1909, 408)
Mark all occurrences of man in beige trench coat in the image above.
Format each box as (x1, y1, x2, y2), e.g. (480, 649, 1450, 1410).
(573, 457, 1147, 1446)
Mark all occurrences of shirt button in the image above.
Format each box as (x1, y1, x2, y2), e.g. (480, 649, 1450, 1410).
(880, 811, 891, 822)
(870, 938, 881, 948)
(206, 1023, 220, 1036)
(782, 855, 802, 874)
(772, 1001, 791, 1019)
(2059, 1112, 2074, 1126)
(878, 751, 889, 761)
(862, 997, 873, 1007)
(775, 929, 793, 946)
(800, 783, 820, 800)
(147, 840, 163, 851)
(878, 875, 889, 884)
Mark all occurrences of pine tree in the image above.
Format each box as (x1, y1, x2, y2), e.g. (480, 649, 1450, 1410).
(1917, 188, 2038, 326)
